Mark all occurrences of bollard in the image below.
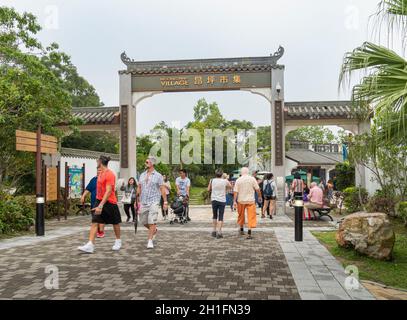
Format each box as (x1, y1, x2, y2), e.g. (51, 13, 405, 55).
(36, 194, 45, 236)
(293, 196, 303, 242)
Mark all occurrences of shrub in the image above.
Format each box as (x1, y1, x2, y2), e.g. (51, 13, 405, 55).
(334, 162, 355, 191)
(201, 190, 210, 204)
(343, 187, 368, 213)
(366, 190, 397, 216)
(0, 193, 35, 234)
(193, 175, 208, 188)
(396, 202, 407, 227)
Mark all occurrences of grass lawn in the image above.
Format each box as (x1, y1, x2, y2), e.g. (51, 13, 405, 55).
(189, 187, 207, 205)
(313, 218, 407, 290)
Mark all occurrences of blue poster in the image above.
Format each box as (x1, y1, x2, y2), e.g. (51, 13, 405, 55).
(68, 167, 83, 199)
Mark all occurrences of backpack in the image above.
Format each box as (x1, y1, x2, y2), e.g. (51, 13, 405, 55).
(264, 181, 275, 197)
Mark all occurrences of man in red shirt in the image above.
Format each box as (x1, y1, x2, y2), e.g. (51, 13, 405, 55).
(78, 156, 122, 253)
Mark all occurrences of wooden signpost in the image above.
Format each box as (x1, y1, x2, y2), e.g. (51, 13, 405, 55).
(15, 127, 58, 236)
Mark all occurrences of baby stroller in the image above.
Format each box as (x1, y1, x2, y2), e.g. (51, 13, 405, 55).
(169, 195, 188, 225)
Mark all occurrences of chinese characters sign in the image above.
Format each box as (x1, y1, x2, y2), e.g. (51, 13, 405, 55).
(132, 72, 271, 92)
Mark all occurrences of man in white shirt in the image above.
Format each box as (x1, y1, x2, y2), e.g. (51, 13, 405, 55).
(175, 169, 191, 221)
(233, 167, 262, 240)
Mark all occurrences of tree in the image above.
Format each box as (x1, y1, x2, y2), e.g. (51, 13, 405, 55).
(62, 132, 119, 154)
(0, 7, 76, 190)
(286, 126, 336, 146)
(40, 44, 103, 108)
(348, 128, 407, 201)
(339, 1, 407, 144)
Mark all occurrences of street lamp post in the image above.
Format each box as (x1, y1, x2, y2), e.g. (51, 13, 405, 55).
(35, 125, 45, 236)
(293, 195, 303, 242)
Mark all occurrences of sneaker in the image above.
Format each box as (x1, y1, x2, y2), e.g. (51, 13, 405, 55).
(126, 217, 130, 223)
(78, 241, 94, 253)
(112, 239, 122, 251)
(147, 240, 154, 249)
(211, 231, 217, 238)
(96, 231, 105, 238)
(216, 233, 223, 239)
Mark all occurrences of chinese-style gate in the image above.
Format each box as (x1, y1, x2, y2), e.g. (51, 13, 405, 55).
(119, 47, 287, 213)
(64, 47, 371, 215)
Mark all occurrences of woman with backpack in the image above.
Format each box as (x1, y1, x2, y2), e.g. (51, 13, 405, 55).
(262, 173, 277, 219)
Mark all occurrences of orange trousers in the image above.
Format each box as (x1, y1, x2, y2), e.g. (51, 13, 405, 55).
(237, 202, 257, 229)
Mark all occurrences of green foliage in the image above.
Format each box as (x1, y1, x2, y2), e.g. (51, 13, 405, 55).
(339, 0, 407, 145)
(343, 187, 368, 213)
(367, 190, 398, 215)
(62, 131, 119, 153)
(286, 126, 336, 146)
(193, 175, 208, 188)
(0, 6, 101, 191)
(334, 162, 355, 191)
(396, 201, 407, 226)
(349, 129, 407, 201)
(0, 193, 34, 234)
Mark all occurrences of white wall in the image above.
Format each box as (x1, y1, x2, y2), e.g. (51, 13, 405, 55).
(285, 158, 298, 176)
(59, 156, 120, 188)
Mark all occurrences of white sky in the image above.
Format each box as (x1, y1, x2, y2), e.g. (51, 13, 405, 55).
(3, 0, 381, 134)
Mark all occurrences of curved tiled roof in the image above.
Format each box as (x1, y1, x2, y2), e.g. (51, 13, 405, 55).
(60, 147, 120, 161)
(70, 101, 358, 126)
(119, 47, 285, 75)
(286, 149, 342, 165)
(72, 106, 120, 125)
(284, 101, 358, 120)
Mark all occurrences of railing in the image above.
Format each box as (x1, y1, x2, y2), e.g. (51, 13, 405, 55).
(288, 140, 341, 153)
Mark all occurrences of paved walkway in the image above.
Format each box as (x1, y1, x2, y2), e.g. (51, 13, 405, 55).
(0, 206, 374, 300)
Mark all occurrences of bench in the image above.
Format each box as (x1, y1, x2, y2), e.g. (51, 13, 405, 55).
(312, 207, 334, 221)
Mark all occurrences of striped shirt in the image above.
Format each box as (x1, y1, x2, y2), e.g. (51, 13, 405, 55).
(139, 170, 164, 205)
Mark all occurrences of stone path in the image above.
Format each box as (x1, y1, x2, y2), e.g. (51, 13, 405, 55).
(0, 206, 374, 300)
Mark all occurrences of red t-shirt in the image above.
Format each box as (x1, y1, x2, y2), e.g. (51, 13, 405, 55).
(96, 169, 117, 204)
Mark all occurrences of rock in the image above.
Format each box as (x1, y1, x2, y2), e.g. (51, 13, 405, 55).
(336, 212, 395, 261)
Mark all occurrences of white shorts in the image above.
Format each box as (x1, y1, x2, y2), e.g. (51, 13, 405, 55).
(139, 203, 159, 225)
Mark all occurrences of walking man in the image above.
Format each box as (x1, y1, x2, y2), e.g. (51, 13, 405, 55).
(78, 156, 122, 253)
(138, 156, 168, 249)
(176, 169, 191, 221)
(233, 167, 262, 240)
(80, 167, 105, 238)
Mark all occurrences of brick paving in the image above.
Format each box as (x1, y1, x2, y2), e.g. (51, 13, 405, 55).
(0, 206, 375, 300)
(0, 207, 300, 300)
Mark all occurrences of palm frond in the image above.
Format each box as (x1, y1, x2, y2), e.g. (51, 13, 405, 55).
(339, 42, 407, 143)
(373, 0, 407, 49)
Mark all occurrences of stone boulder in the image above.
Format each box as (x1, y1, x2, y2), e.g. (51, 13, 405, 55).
(336, 212, 395, 261)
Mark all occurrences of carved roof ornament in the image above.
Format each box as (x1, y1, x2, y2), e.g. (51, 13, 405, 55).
(120, 51, 135, 64)
(119, 46, 286, 74)
(271, 46, 285, 66)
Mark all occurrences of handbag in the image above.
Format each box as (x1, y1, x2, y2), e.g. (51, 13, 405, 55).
(121, 188, 134, 204)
